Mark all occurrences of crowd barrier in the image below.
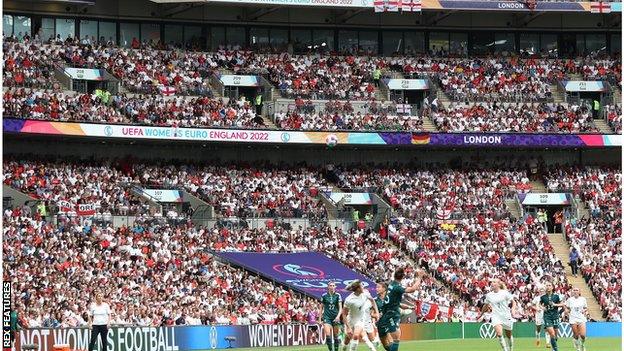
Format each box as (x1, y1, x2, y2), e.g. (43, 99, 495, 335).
(16, 322, 621, 351)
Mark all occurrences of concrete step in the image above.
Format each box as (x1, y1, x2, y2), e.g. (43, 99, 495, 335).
(3, 185, 37, 207)
(577, 201, 591, 220)
(262, 116, 277, 129)
(547, 233, 605, 321)
(504, 198, 522, 220)
(550, 84, 565, 104)
(593, 118, 616, 134)
(529, 180, 547, 193)
(374, 88, 388, 101)
(420, 118, 438, 132)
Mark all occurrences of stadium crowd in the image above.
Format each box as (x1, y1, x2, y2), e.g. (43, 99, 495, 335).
(274, 99, 422, 131)
(3, 214, 323, 327)
(3, 40, 62, 90)
(3, 89, 265, 128)
(427, 102, 598, 133)
(5, 39, 620, 104)
(605, 104, 622, 134)
(336, 165, 569, 312)
(546, 166, 622, 321)
(231, 51, 380, 100)
(3, 38, 622, 134)
(4, 157, 622, 323)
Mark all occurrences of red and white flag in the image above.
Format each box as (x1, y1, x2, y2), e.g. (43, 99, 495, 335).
(387, 0, 399, 11)
(415, 300, 439, 320)
(396, 104, 413, 114)
(374, 0, 385, 12)
(158, 85, 176, 96)
(76, 203, 96, 217)
(590, 1, 611, 13)
(58, 200, 73, 213)
(401, 0, 422, 12)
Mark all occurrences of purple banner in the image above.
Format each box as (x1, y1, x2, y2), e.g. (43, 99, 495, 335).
(438, 0, 586, 11)
(215, 252, 376, 299)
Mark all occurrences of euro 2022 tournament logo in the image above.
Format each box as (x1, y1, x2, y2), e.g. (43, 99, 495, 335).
(281, 132, 291, 143)
(273, 263, 325, 278)
(209, 326, 218, 349)
(104, 126, 113, 137)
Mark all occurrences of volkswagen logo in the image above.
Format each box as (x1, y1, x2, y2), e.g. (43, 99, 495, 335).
(104, 126, 113, 137)
(281, 132, 291, 143)
(479, 323, 496, 339)
(558, 322, 573, 338)
(210, 326, 218, 349)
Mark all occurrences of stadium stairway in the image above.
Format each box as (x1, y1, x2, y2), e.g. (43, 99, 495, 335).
(436, 90, 453, 109)
(593, 118, 615, 134)
(529, 180, 547, 193)
(2, 184, 36, 208)
(504, 198, 522, 220)
(421, 116, 438, 132)
(547, 232, 605, 321)
(550, 84, 566, 104)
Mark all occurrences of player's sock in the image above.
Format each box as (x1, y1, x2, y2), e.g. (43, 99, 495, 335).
(349, 340, 359, 351)
(333, 338, 341, 351)
(506, 336, 514, 351)
(373, 336, 381, 348)
(498, 336, 509, 351)
(363, 335, 376, 351)
(341, 340, 348, 351)
(326, 336, 333, 351)
(389, 341, 400, 351)
(580, 336, 586, 351)
(545, 332, 551, 347)
(550, 337, 558, 351)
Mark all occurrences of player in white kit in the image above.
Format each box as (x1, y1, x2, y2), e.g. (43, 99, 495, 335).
(341, 281, 379, 351)
(532, 286, 551, 348)
(483, 279, 516, 351)
(565, 287, 589, 351)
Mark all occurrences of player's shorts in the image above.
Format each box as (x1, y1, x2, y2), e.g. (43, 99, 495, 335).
(363, 320, 375, 334)
(569, 316, 587, 325)
(322, 316, 341, 326)
(349, 319, 368, 332)
(535, 314, 544, 326)
(377, 314, 400, 337)
(543, 316, 561, 329)
(492, 316, 514, 331)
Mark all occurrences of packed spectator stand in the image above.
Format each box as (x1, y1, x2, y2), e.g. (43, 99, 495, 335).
(5, 155, 620, 324)
(3, 38, 621, 134)
(427, 102, 598, 133)
(3, 89, 265, 128)
(333, 164, 569, 313)
(546, 166, 622, 321)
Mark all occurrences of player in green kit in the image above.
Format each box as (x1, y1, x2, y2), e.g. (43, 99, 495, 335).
(377, 267, 424, 351)
(321, 281, 343, 351)
(540, 282, 566, 351)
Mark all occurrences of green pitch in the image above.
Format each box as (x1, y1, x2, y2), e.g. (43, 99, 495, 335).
(231, 338, 621, 351)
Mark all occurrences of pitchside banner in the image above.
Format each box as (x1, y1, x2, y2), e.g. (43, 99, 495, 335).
(214, 252, 376, 299)
(16, 322, 621, 351)
(16, 325, 325, 351)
